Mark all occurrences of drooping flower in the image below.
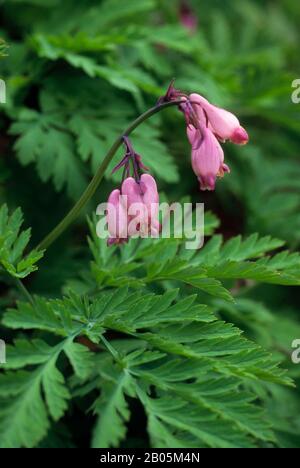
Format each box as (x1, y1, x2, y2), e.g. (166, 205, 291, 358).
(176, 91, 248, 190)
(122, 174, 160, 237)
(107, 135, 160, 244)
(189, 93, 249, 145)
(106, 174, 160, 245)
(188, 124, 230, 191)
(106, 189, 128, 246)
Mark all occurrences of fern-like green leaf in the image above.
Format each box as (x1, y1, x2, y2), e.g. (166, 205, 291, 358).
(92, 361, 135, 448)
(0, 334, 94, 447)
(0, 204, 44, 279)
(86, 224, 299, 301)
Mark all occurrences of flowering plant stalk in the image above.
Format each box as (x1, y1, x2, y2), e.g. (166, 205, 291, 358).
(38, 82, 248, 251)
(37, 99, 181, 251)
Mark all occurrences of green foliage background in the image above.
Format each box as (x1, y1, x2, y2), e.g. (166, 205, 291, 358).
(0, 0, 300, 448)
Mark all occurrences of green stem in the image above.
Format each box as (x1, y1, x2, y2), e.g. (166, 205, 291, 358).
(14, 277, 34, 305)
(100, 334, 122, 364)
(37, 100, 182, 251)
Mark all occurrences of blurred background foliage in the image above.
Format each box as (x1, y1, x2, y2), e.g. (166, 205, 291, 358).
(0, 0, 300, 448)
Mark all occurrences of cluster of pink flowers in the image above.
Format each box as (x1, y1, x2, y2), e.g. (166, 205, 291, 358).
(184, 93, 248, 191)
(107, 138, 160, 245)
(107, 174, 160, 246)
(106, 83, 248, 245)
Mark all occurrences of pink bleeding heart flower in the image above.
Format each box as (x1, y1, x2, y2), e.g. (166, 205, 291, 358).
(106, 189, 129, 246)
(189, 124, 230, 191)
(140, 174, 160, 236)
(189, 93, 249, 145)
(122, 174, 160, 237)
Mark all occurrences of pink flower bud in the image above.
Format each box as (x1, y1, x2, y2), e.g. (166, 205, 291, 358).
(121, 175, 160, 237)
(121, 177, 145, 237)
(107, 189, 128, 245)
(190, 125, 228, 191)
(121, 177, 143, 207)
(190, 93, 249, 145)
(139, 174, 160, 236)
